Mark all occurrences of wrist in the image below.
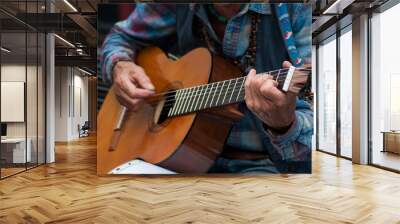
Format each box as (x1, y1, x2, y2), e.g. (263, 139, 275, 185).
(112, 60, 134, 81)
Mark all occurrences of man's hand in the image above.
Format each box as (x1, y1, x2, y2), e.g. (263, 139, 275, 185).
(244, 61, 297, 132)
(112, 61, 155, 111)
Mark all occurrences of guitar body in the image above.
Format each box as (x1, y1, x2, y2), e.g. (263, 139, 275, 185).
(97, 47, 243, 175)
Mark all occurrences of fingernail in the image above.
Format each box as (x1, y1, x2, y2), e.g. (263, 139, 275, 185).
(147, 83, 155, 90)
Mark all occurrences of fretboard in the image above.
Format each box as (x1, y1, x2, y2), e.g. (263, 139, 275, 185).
(167, 77, 246, 117)
(166, 68, 291, 117)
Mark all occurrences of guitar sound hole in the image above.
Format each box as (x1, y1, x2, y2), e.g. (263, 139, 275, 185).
(154, 90, 177, 125)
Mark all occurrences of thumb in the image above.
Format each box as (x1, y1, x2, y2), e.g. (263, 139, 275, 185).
(248, 68, 257, 77)
(282, 61, 292, 69)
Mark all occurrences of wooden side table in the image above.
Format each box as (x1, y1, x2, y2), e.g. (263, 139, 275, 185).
(381, 131, 400, 154)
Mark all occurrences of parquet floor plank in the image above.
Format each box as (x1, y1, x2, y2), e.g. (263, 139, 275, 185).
(0, 135, 400, 223)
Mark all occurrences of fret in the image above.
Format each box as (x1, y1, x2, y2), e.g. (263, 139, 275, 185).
(215, 81, 225, 107)
(182, 87, 194, 114)
(204, 82, 214, 109)
(276, 69, 281, 81)
(236, 77, 245, 101)
(189, 86, 200, 112)
(194, 86, 202, 110)
(198, 84, 209, 111)
(175, 88, 187, 116)
(228, 78, 238, 104)
(197, 85, 207, 110)
(221, 79, 232, 106)
(168, 89, 180, 116)
(172, 89, 181, 116)
(209, 82, 220, 108)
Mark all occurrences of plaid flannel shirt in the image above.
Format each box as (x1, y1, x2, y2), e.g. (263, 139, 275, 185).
(100, 3, 313, 168)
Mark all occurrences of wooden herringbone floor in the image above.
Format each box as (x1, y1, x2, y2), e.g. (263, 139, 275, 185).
(1, 135, 400, 224)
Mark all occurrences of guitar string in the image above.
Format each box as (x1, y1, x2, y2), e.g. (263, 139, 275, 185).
(168, 86, 246, 115)
(149, 70, 295, 108)
(146, 67, 310, 100)
(146, 67, 289, 98)
(146, 68, 311, 100)
(125, 90, 249, 117)
(151, 75, 288, 109)
(123, 67, 311, 116)
(161, 68, 310, 114)
(169, 92, 248, 116)
(147, 71, 292, 105)
(151, 69, 308, 111)
(153, 73, 292, 110)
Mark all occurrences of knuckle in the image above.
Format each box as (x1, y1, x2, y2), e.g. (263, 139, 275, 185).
(120, 81, 130, 93)
(264, 79, 274, 87)
(254, 102, 261, 112)
(247, 101, 254, 110)
(260, 85, 269, 95)
(135, 67, 145, 75)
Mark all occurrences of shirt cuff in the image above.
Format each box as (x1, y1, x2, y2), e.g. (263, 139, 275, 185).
(103, 52, 134, 83)
(264, 116, 303, 159)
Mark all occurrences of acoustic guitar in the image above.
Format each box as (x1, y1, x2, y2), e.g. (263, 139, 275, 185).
(97, 47, 310, 175)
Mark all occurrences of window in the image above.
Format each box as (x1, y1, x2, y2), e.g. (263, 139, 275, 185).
(339, 28, 352, 158)
(317, 36, 337, 154)
(0, 1, 47, 179)
(370, 2, 400, 171)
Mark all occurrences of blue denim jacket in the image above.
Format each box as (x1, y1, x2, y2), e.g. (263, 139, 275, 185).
(100, 3, 313, 173)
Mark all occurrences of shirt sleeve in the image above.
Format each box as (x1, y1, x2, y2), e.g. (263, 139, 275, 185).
(261, 4, 312, 164)
(263, 99, 313, 162)
(100, 4, 177, 83)
(288, 3, 312, 64)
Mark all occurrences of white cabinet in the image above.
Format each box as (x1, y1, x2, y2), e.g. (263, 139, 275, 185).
(1, 138, 32, 163)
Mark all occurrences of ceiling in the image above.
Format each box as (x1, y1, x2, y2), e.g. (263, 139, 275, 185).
(0, 0, 395, 70)
(312, 0, 391, 43)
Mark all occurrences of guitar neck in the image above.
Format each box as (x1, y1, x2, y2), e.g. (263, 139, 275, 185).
(167, 77, 246, 117)
(166, 67, 293, 118)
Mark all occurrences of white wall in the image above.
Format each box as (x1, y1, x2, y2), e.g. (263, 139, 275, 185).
(54, 67, 89, 141)
(55, 67, 69, 141)
(1, 65, 42, 138)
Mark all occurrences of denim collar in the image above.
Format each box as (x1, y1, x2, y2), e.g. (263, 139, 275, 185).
(248, 4, 272, 15)
(189, 3, 272, 15)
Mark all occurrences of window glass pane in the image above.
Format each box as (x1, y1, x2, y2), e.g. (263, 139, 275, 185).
(0, 0, 46, 179)
(1, 31, 27, 177)
(318, 37, 337, 154)
(371, 3, 400, 171)
(340, 29, 352, 158)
